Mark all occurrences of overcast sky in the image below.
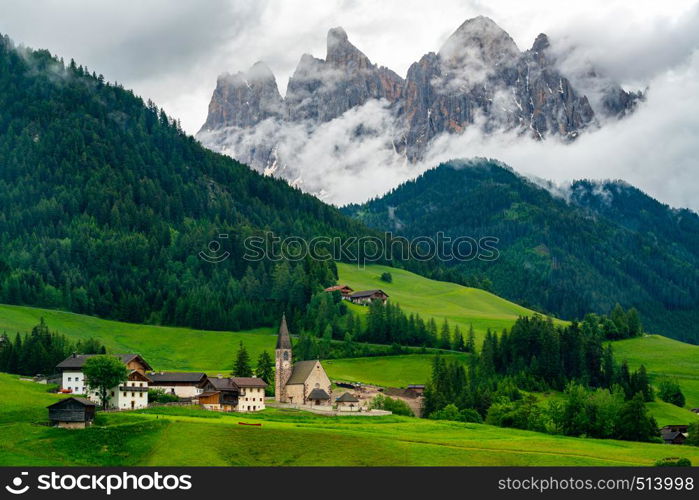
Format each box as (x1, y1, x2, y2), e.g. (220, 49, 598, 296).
(1, 0, 698, 209)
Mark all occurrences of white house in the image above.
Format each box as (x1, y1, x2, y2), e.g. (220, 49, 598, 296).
(148, 372, 207, 399)
(56, 353, 153, 410)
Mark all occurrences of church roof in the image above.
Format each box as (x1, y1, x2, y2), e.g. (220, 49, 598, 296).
(286, 360, 319, 385)
(276, 314, 292, 350)
(307, 388, 330, 400)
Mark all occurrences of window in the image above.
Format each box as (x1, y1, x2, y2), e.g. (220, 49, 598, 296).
(131, 392, 135, 397)
(123, 392, 127, 397)
(283, 351, 289, 361)
(139, 393, 143, 398)
(67, 377, 72, 382)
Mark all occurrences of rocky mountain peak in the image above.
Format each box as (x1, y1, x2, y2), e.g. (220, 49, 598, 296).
(326, 26, 373, 71)
(439, 16, 519, 66)
(531, 33, 550, 53)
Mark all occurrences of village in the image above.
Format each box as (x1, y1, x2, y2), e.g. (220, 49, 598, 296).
(46, 301, 413, 430)
(41, 285, 696, 448)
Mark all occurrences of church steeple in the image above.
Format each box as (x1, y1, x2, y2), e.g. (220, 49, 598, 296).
(275, 313, 293, 402)
(276, 313, 292, 350)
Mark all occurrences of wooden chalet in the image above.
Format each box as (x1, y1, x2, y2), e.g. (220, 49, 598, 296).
(348, 289, 388, 305)
(47, 397, 96, 429)
(660, 425, 689, 445)
(323, 285, 354, 299)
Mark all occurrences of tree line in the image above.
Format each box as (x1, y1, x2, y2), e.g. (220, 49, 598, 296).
(0, 318, 105, 376)
(422, 315, 662, 443)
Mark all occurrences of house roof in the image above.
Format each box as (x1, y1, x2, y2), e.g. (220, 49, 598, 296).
(661, 430, 686, 442)
(276, 314, 292, 350)
(47, 396, 96, 409)
(349, 289, 388, 299)
(286, 360, 319, 385)
(335, 392, 359, 403)
(197, 391, 220, 398)
(324, 285, 353, 293)
(207, 377, 239, 391)
(308, 388, 330, 400)
(56, 353, 152, 371)
(148, 372, 207, 384)
(407, 384, 425, 389)
(230, 377, 268, 388)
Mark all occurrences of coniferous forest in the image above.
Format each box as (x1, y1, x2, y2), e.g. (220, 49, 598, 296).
(0, 35, 377, 333)
(344, 161, 699, 343)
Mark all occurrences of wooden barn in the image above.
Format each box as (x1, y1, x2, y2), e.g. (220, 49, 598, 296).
(348, 289, 389, 305)
(47, 397, 96, 429)
(323, 285, 354, 299)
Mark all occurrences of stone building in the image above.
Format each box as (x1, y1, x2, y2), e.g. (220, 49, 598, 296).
(275, 314, 332, 406)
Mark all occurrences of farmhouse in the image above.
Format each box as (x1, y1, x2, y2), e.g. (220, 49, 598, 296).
(55, 353, 153, 410)
(197, 375, 267, 412)
(348, 289, 388, 305)
(275, 314, 332, 406)
(148, 372, 207, 398)
(660, 425, 689, 445)
(47, 397, 96, 429)
(323, 284, 354, 299)
(56, 353, 152, 394)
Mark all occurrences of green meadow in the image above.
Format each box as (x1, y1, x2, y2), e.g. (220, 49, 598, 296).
(1, 373, 697, 467)
(0, 303, 275, 373)
(614, 335, 699, 409)
(337, 262, 567, 344)
(324, 353, 469, 387)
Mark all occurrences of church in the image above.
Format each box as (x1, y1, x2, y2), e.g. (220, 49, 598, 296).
(275, 314, 332, 406)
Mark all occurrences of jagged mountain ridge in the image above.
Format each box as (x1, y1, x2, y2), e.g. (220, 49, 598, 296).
(198, 16, 641, 174)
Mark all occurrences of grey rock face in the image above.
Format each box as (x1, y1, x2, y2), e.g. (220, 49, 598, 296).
(285, 27, 404, 123)
(198, 17, 641, 171)
(200, 61, 283, 132)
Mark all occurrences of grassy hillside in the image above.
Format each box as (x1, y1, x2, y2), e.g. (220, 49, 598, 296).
(337, 262, 566, 344)
(324, 353, 469, 387)
(2, 374, 697, 467)
(614, 335, 699, 409)
(0, 304, 275, 373)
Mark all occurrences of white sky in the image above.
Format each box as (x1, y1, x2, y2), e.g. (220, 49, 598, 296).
(1, 0, 698, 208)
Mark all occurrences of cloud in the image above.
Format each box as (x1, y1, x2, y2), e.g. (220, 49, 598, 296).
(1, 0, 697, 209)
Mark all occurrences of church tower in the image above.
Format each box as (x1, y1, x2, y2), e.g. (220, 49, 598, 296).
(275, 313, 293, 402)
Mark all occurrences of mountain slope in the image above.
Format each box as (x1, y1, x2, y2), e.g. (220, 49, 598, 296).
(0, 34, 374, 331)
(342, 160, 699, 342)
(337, 262, 567, 344)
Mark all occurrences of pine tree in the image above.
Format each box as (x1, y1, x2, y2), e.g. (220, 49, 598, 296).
(439, 319, 451, 350)
(465, 324, 476, 353)
(232, 341, 252, 377)
(255, 351, 274, 384)
(452, 325, 465, 351)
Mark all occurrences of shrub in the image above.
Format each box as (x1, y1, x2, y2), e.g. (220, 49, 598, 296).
(148, 388, 179, 404)
(657, 378, 686, 407)
(379, 272, 392, 283)
(370, 394, 413, 416)
(655, 457, 692, 467)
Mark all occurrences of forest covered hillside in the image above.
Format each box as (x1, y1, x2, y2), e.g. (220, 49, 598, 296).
(0, 34, 377, 333)
(343, 160, 699, 343)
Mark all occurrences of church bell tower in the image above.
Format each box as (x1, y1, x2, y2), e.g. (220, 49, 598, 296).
(275, 313, 293, 402)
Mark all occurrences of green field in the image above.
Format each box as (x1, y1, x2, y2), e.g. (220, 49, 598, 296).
(0, 304, 275, 373)
(324, 353, 469, 387)
(1, 373, 697, 467)
(614, 335, 699, 409)
(337, 263, 566, 344)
